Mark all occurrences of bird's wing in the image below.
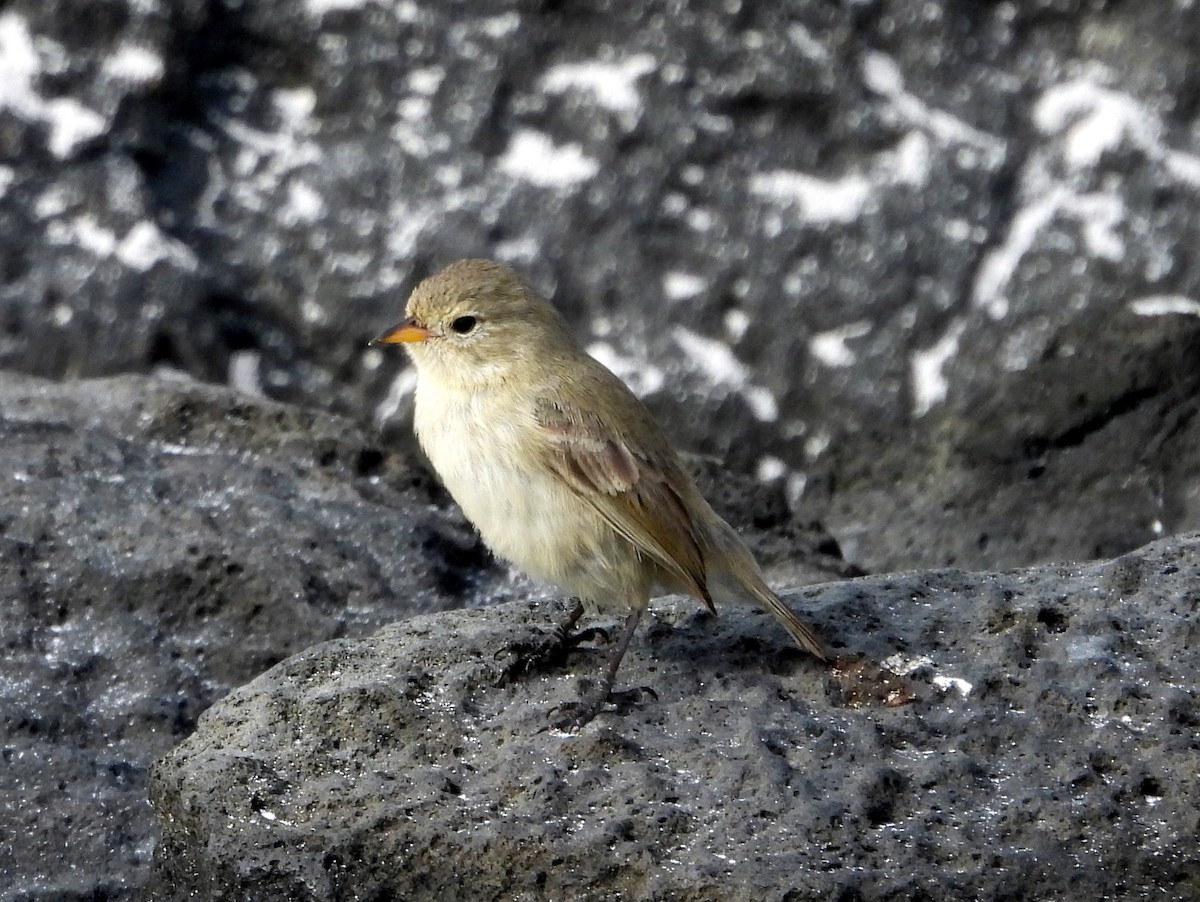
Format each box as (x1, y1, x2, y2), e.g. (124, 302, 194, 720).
(532, 388, 715, 611)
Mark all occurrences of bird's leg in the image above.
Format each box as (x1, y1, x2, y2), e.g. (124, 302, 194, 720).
(553, 606, 652, 730)
(556, 596, 585, 636)
(552, 597, 610, 648)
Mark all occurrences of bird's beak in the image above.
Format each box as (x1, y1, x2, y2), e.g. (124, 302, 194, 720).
(370, 317, 432, 345)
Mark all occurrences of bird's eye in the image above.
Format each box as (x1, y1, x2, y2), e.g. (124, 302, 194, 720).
(450, 315, 478, 334)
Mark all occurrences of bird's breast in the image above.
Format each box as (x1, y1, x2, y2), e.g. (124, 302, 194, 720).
(413, 381, 622, 594)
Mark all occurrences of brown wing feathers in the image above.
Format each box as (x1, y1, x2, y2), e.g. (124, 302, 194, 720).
(536, 398, 715, 611)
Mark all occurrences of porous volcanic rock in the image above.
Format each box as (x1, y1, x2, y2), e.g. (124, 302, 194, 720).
(0, 372, 485, 899)
(151, 535, 1199, 901)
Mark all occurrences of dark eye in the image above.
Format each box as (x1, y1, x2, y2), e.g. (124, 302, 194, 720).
(450, 315, 477, 334)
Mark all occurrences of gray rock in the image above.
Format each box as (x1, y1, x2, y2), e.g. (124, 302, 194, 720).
(0, 371, 846, 899)
(151, 534, 1200, 901)
(0, 372, 483, 899)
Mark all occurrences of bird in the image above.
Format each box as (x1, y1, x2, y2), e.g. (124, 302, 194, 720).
(372, 259, 828, 728)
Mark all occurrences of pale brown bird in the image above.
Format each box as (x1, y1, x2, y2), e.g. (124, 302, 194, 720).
(372, 259, 828, 728)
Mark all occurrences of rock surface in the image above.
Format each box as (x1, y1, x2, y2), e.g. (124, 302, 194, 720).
(0, 371, 478, 899)
(151, 534, 1200, 901)
(0, 371, 845, 900)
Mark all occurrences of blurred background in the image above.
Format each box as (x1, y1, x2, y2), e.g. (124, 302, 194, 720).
(3, 0, 1200, 573)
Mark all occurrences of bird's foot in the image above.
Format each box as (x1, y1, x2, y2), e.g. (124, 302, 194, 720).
(548, 688, 658, 731)
(552, 622, 610, 648)
(551, 598, 609, 649)
(493, 601, 609, 687)
(549, 684, 658, 732)
(546, 606, 650, 731)
(607, 685, 658, 714)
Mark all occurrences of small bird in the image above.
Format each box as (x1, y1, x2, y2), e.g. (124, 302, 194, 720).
(372, 259, 828, 728)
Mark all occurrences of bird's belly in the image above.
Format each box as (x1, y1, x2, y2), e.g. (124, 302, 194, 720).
(416, 391, 638, 604)
(454, 462, 592, 578)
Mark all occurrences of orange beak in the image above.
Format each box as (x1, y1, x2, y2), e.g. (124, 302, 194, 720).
(370, 317, 432, 345)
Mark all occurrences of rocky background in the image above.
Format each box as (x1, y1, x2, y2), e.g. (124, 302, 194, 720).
(1, 0, 1198, 899)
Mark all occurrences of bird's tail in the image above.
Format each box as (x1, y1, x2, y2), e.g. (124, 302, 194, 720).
(705, 518, 829, 661)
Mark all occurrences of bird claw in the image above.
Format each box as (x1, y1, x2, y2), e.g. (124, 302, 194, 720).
(557, 625, 609, 647)
(493, 623, 609, 688)
(548, 699, 600, 732)
(547, 684, 658, 731)
(608, 684, 657, 713)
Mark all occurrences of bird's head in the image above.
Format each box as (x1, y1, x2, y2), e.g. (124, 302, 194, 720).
(371, 259, 575, 389)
